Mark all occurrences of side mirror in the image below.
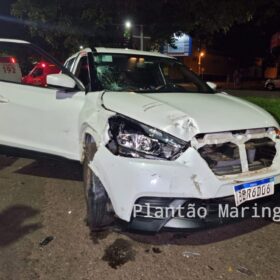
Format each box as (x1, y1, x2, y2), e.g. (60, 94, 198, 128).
(47, 74, 76, 89)
(206, 81, 217, 90)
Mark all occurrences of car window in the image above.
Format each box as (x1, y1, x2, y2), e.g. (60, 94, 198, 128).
(75, 56, 91, 90)
(161, 63, 199, 92)
(94, 53, 214, 93)
(0, 42, 61, 88)
(32, 67, 44, 77)
(64, 57, 76, 72)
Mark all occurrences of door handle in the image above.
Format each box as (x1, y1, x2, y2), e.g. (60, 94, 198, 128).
(0, 95, 9, 103)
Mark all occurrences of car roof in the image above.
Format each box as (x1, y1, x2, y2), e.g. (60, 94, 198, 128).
(95, 47, 173, 59)
(66, 47, 174, 62)
(0, 38, 30, 44)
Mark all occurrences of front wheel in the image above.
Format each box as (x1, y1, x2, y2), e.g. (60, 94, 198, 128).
(83, 141, 114, 231)
(266, 83, 275, 91)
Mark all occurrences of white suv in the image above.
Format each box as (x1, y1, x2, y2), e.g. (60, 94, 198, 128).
(1, 39, 280, 232)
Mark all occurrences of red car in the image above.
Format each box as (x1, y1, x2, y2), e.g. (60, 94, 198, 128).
(22, 61, 60, 87)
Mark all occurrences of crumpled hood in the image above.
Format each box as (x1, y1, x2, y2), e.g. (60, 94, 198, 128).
(102, 91, 279, 141)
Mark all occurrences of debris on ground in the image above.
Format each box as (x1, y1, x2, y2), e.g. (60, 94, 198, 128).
(237, 265, 255, 276)
(182, 251, 200, 258)
(39, 236, 54, 247)
(152, 247, 162, 254)
(144, 247, 162, 254)
(102, 238, 136, 269)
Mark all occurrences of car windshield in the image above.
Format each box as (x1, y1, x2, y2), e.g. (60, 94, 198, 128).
(94, 53, 214, 94)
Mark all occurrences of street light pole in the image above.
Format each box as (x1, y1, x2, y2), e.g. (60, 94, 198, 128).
(198, 51, 205, 76)
(140, 24, 144, 51)
(124, 20, 132, 48)
(124, 20, 151, 50)
(126, 22, 150, 51)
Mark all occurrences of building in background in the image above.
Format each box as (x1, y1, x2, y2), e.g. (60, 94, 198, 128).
(163, 34, 238, 81)
(266, 32, 280, 78)
(163, 34, 264, 82)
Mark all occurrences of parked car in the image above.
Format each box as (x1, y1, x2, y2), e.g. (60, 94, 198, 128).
(22, 61, 60, 87)
(265, 78, 280, 91)
(0, 39, 280, 233)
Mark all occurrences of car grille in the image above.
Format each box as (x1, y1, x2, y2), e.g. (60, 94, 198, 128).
(246, 137, 276, 171)
(198, 142, 242, 176)
(134, 197, 174, 218)
(198, 136, 276, 176)
(133, 188, 280, 221)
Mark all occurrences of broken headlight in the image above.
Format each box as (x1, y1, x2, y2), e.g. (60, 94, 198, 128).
(107, 115, 189, 160)
(273, 128, 280, 139)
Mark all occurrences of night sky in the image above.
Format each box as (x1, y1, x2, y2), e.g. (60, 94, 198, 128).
(0, 0, 28, 39)
(0, 0, 278, 60)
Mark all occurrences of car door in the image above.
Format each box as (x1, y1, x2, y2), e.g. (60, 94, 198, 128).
(0, 39, 85, 160)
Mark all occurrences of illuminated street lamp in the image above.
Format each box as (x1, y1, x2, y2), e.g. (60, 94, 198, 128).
(198, 51, 205, 76)
(124, 20, 132, 47)
(125, 20, 132, 29)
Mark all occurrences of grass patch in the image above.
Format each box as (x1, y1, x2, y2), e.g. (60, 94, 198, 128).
(241, 97, 280, 124)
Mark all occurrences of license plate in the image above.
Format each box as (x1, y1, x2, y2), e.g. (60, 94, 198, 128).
(234, 177, 274, 206)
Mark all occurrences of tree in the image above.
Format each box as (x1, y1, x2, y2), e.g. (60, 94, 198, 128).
(12, 0, 120, 57)
(11, 0, 280, 58)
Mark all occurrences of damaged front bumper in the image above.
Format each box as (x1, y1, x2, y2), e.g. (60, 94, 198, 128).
(89, 127, 280, 232)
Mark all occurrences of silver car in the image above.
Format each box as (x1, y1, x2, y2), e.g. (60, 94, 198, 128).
(265, 78, 280, 91)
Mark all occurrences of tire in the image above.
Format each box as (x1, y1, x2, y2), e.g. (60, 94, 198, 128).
(266, 83, 275, 91)
(83, 139, 114, 231)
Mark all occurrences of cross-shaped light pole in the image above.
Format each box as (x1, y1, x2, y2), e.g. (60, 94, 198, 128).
(125, 21, 151, 51)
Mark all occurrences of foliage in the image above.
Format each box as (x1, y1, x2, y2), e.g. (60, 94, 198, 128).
(11, 0, 280, 57)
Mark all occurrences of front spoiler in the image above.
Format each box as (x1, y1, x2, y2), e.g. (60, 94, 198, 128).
(127, 188, 280, 232)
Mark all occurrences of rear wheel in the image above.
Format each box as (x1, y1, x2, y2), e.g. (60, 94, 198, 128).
(83, 139, 114, 231)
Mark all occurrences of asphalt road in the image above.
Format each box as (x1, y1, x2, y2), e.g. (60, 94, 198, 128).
(1, 89, 280, 279)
